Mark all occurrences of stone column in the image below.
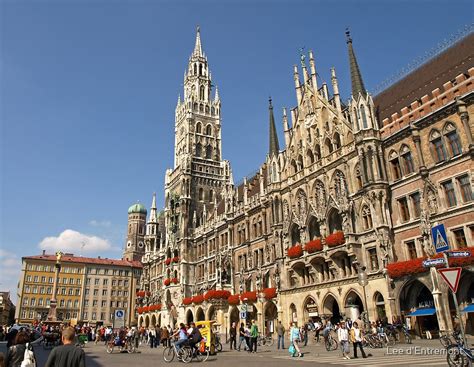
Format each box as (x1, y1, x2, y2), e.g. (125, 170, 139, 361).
(371, 148, 380, 181)
(47, 254, 62, 322)
(456, 99, 474, 156)
(358, 150, 368, 184)
(411, 126, 428, 176)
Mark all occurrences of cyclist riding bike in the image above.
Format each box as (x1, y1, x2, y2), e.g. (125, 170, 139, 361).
(188, 323, 203, 354)
(173, 323, 188, 353)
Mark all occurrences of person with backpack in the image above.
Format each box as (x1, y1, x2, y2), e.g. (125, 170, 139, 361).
(5, 331, 36, 367)
(44, 327, 85, 367)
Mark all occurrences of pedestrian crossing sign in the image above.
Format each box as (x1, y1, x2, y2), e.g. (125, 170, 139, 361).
(432, 224, 449, 253)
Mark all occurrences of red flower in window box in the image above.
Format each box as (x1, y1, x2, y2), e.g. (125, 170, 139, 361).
(165, 258, 172, 265)
(204, 290, 231, 301)
(192, 295, 204, 304)
(182, 297, 193, 305)
(450, 247, 474, 267)
(136, 291, 145, 298)
(164, 278, 171, 286)
(146, 291, 151, 296)
(149, 304, 162, 312)
(304, 239, 323, 253)
(172, 256, 180, 263)
(263, 288, 277, 299)
(137, 307, 144, 314)
(240, 291, 257, 303)
(171, 278, 179, 284)
(142, 306, 149, 313)
(287, 244, 303, 258)
(325, 231, 345, 247)
(228, 294, 240, 305)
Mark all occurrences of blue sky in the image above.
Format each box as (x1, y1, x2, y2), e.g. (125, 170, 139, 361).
(1, 0, 472, 301)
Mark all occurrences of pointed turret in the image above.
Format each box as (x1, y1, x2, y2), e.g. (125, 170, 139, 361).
(149, 192, 157, 223)
(346, 28, 367, 98)
(268, 97, 280, 157)
(214, 86, 220, 101)
(193, 26, 203, 57)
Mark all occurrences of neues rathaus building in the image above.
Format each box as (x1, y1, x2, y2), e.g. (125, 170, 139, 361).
(124, 28, 474, 337)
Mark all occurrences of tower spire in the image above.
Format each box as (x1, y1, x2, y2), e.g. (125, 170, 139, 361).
(346, 28, 367, 98)
(268, 97, 280, 157)
(193, 25, 203, 57)
(149, 192, 157, 223)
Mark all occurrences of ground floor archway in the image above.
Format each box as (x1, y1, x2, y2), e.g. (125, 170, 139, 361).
(303, 296, 319, 322)
(186, 309, 194, 324)
(264, 301, 278, 334)
(229, 306, 239, 327)
(344, 290, 364, 321)
(196, 307, 205, 321)
(322, 294, 341, 324)
(207, 305, 216, 321)
(151, 314, 156, 327)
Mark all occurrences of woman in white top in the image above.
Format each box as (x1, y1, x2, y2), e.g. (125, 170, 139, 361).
(336, 322, 350, 360)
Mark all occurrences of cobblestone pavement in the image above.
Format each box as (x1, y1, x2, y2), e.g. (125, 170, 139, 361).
(1, 337, 458, 366)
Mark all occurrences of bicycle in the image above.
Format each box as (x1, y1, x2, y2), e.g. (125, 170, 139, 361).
(447, 340, 473, 367)
(441, 331, 462, 348)
(188, 340, 210, 363)
(214, 334, 223, 352)
(325, 334, 338, 351)
(257, 333, 274, 347)
(106, 336, 135, 354)
(163, 340, 190, 363)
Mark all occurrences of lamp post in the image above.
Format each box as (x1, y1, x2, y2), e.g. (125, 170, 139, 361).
(358, 265, 369, 329)
(258, 291, 266, 337)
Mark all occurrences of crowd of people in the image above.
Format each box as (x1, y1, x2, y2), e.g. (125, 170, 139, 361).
(0, 324, 86, 367)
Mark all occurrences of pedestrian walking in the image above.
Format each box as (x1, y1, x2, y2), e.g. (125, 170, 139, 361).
(161, 327, 169, 347)
(149, 327, 156, 348)
(289, 322, 302, 357)
(349, 322, 367, 359)
(5, 331, 36, 367)
(244, 324, 251, 352)
(302, 323, 309, 346)
(276, 321, 285, 349)
(44, 327, 85, 367)
(337, 322, 351, 360)
(250, 320, 258, 353)
(237, 323, 248, 351)
(229, 322, 237, 350)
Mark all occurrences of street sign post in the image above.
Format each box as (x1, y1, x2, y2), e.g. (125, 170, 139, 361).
(422, 258, 446, 267)
(438, 267, 462, 293)
(432, 224, 450, 253)
(113, 309, 125, 329)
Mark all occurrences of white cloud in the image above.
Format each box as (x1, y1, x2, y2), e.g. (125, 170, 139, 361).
(89, 220, 112, 228)
(38, 229, 112, 253)
(0, 249, 21, 304)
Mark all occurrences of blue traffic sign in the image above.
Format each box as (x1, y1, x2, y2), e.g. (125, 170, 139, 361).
(240, 311, 247, 319)
(448, 251, 470, 258)
(432, 224, 450, 253)
(422, 258, 446, 267)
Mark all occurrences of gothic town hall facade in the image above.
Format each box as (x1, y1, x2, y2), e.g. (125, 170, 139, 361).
(124, 28, 474, 337)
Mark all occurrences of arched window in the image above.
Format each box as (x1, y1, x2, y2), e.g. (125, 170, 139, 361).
(400, 145, 414, 175)
(333, 132, 341, 150)
(196, 122, 202, 134)
(362, 205, 373, 230)
(193, 64, 197, 75)
(199, 104, 204, 112)
(205, 124, 212, 136)
(195, 143, 202, 157)
(199, 64, 203, 76)
(389, 150, 401, 180)
(205, 145, 212, 159)
(198, 188, 203, 201)
(324, 137, 333, 154)
(444, 123, 462, 157)
(430, 129, 447, 163)
(306, 149, 315, 164)
(209, 189, 213, 202)
(314, 144, 321, 160)
(193, 102, 198, 111)
(271, 162, 278, 182)
(199, 85, 205, 100)
(353, 108, 360, 130)
(211, 107, 215, 116)
(360, 105, 368, 129)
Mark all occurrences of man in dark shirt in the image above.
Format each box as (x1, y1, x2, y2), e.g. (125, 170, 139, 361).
(45, 326, 86, 367)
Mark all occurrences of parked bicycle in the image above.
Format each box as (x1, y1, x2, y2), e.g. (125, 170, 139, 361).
(257, 333, 274, 347)
(447, 340, 473, 367)
(325, 333, 338, 351)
